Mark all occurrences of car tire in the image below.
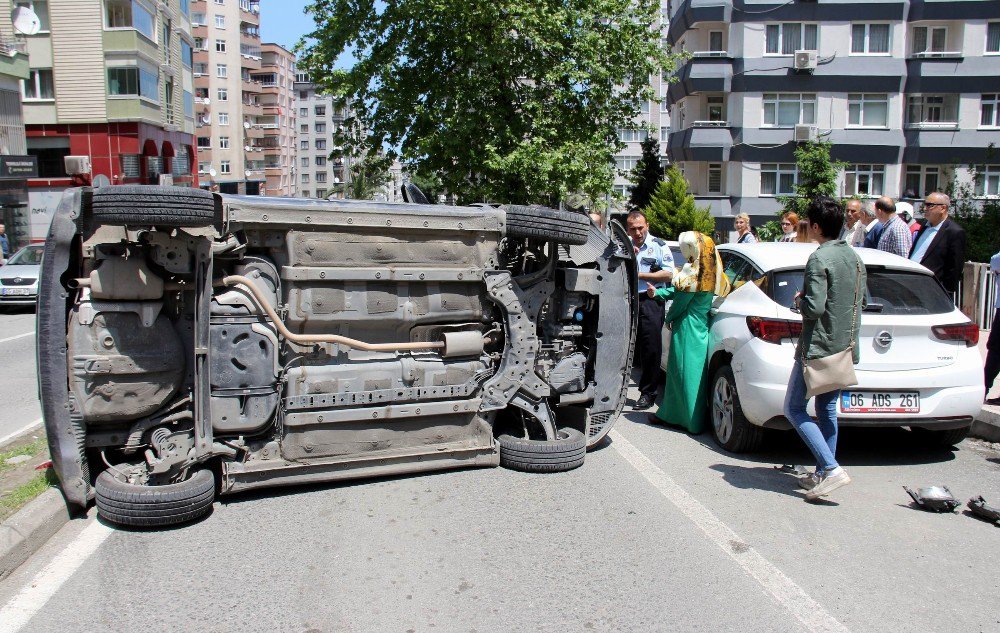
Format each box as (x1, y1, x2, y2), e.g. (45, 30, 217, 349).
(89, 185, 220, 228)
(498, 427, 587, 473)
(503, 205, 590, 246)
(95, 467, 215, 527)
(912, 425, 972, 448)
(710, 365, 764, 453)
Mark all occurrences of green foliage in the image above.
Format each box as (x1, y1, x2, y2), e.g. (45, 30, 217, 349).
(297, 0, 677, 205)
(755, 219, 783, 243)
(627, 135, 663, 211)
(644, 167, 715, 239)
(778, 140, 846, 217)
(946, 164, 1000, 263)
(331, 152, 392, 200)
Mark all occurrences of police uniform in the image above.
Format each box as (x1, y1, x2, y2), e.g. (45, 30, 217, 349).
(635, 233, 673, 404)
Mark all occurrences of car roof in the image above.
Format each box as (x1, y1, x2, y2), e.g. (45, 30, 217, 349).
(718, 242, 932, 274)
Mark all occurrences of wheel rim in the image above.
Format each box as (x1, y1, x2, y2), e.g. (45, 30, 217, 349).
(713, 376, 734, 442)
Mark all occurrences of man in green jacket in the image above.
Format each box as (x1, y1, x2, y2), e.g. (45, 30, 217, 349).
(784, 197, 867, 501)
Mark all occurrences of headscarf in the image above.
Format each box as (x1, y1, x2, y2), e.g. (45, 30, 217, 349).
(673, 231, 731, 297)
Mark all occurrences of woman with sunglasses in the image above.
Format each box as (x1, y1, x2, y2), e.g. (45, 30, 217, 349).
(777, 211, 799, 242)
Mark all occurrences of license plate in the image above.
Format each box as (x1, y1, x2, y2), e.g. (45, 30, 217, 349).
(1, 288, 30, 296)
(840, 391, 920, 414)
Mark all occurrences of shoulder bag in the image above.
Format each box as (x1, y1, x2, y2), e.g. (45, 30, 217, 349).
(802, 258, 862, 399)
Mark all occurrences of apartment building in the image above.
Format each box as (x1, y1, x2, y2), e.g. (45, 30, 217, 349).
(192, 0, 264, 194)
(0, 33, 33, 248)
(250, 43, 295, 196)
(293, 75, 356, 199)
(666, 0, 1000, 230)
(612, 3, 672, 203)
(0, 0, 197, 240)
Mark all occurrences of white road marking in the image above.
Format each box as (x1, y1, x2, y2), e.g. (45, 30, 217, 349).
(0, 418, 42, 448)
(610, 429, 851, 633)
(0, 520, 113, 633)
(0, 331, 33, 345)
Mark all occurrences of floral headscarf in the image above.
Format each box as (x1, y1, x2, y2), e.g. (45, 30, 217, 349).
(673, 231, 731, 296)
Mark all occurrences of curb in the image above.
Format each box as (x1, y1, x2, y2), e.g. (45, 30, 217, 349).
(972, 404, 1000, 443)
(0, 487, 70, 581)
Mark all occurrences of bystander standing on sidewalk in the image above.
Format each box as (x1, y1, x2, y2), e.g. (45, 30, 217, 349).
(985, 249, 1000, 406)
(908, 192, 966, 297)
(874, 196, 912, 258)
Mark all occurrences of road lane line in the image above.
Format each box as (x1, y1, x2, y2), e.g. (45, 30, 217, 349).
(0, 418, 43, 448)
(0, 331, 33, 345)
(0, 520, 114, 633)
(610, 430, 851, 633)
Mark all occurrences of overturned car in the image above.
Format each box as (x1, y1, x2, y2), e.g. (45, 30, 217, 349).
(38, 186, 636, 527)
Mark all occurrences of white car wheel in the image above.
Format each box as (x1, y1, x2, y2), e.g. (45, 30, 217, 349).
(709, 365, 764, 453)
(712, 375, 734, 444)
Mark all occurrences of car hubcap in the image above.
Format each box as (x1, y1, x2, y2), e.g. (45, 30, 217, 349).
(713, 377, 733, 442)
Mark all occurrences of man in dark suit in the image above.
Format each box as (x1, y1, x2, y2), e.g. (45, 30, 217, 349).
(908, 192, 966, 295)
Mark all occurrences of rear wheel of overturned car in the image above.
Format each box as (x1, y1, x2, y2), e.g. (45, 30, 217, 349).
(503, 205, 591, 246)
(95, 467, 216, 527)
(911, 425, 972, 448)
(498, 428, 587, 473)
(711, 365, 764, 453)
(89, 185, 219, 228)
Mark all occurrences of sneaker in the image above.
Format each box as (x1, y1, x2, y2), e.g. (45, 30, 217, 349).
(805, 467, 851, 500)
(986, 397, 1000, 407)
(634, 393, 654, 410)
(797, 471, 822, 490)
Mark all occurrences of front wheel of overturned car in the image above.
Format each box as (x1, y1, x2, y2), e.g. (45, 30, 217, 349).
(95, 467, 216, 528)
(89, 185, 219, 228)
(498, 428, 587, 473)
(503, 205, 591, 246)
(710, 365, 764, 453)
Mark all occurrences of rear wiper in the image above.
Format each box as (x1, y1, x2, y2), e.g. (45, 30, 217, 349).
(863, 302, 884, 313)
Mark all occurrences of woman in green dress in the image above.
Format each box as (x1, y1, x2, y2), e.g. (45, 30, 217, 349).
(647, 231, 730, 433)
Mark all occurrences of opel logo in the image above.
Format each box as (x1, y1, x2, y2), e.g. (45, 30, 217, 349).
(875, 331, 893, 348)
(12, 277, 21, 284)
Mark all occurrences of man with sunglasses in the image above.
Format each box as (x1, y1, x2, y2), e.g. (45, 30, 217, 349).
(908, 192, 966, 296)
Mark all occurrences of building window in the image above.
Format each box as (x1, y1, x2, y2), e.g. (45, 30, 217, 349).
(760, 163, 797, 196)
(911, 26, 947, 55)
(218, 112, 229, 125)
(215, 39, 226, 52)
(300, 140, 308, 150)
(847, 93, 888, 128)
(639, 100, 650, 114)
(904, 165, 940, 197)
(618, 128, 648, 143)
(844, 164, 885, 196)
(217, 88, 227, 101)
(181, 40, 193, 68)
(301, 190, 310, 197)
(193, 62, 207, 76)
(172, 146, 190, 175)
(299, 107, 308, 116)
(315, 156, 327, 167)
(214, 0, 223, 4)
(197, 161, 210, 174)
(765, 23, 818, 55)
(612, 185, 626, 196)
(315, 172, 327, 183)
(194, 37, 205, 50)
(615, 156, 640, 172)
(982, 94, 1000, 127)
(21, 69, 54, 100)
(316, 189, 326, 199)
(988, 23, 1000, 54)
(315, 139, 326, 150)
(300, 124, 308, 133)
(180, 0, 188, 17)
(975, 165, 1000, 197)
(707, 163, 722, 194)
(105, 0, 155, 40)
(315, 105, 326, 116)
(906, 95, 957, 126)
(315, 123, 326, 133)
(219, 136, 229, 149)
(660, 126, 669, 142)
(216, 64, 227, 78)
(107, 67, 158, 101)
(707, 95, 725, 122)
(220, 160, 231, 174)
(197, 136, 211, 148)
(301, 174, 310, 183)
(709, 30, 724, 52)
(851, 23, 890, 54)
(299, 90, 309, 99)
(301, 157, 309, 167)
(191, 11, 205, 26)
(183, 90, 193, 117)
(762, 93, 816, 127)
(214, 14, 225, 28)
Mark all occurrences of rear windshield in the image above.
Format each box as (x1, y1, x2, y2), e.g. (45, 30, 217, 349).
(769, 268, 955, 315)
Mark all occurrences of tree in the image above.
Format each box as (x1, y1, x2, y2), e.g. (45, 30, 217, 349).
(644, 166, 715, 240)
(329, 152, 391, 200)
(946, 162, 1000, 264)
(297, 0, 676, 206)
(628, 135, 663, 210)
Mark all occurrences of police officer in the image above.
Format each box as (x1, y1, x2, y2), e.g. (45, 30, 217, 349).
(626, 210, 674, 410)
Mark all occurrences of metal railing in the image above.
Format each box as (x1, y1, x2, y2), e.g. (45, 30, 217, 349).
(957, 262, 996, 329)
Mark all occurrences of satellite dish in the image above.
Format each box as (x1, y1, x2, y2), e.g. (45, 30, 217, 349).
(208, 168, 217, 177)
(11, 6, 41, 36)
(334, 177, 341, 183)
(243, 121, 251, 129)
(92, 174, 112, 188)
(245, 170, 253, 177)
(244, 145, 251, 152)
(203, 97, 210, 105)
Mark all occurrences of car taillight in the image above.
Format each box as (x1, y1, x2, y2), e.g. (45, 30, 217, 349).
(746, 316, 802, 344)
(931, 323, 979, 347)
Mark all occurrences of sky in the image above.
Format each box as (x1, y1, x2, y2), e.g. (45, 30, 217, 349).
(259, 0, 353, 68)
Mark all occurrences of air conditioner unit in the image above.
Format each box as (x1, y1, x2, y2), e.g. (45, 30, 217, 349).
(64, 155, 91, 175)
(794, 50, 817, 71)
(158, 174, 173, 186)
(794, 124, 818, 142)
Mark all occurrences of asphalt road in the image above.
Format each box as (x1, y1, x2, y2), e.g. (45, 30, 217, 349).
(0, 371, 998, 633)
(0, 309, 40, 443)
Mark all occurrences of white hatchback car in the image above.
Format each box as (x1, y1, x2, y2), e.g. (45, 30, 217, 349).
(702, 243, 983, 452)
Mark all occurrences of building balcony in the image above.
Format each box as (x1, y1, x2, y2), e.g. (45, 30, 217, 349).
(0, 39, 28, 79)
(241, 79, 262, 94)
(903, 128, 1000, 164)
(732, 56, 907, 95)
(194, 74, 210, 90)
(905, 57, 1000, 93)
(667, 125, 733, 162)
(192, 24, 208, 38)
(265, 165, 283, 174)
(243, 101, 263, 116)
(102, 30, 159, 62)
(666, 57, 732, 106)
(263, 146, 282, 156)
(244, 125, 264, 139)
(667, 0, 731, 46)
(907, 0, 991, 21)
(240, 30, 260, 49)
(259, 84, 279, 95)
(197, 147, 212, 159)
(241, 55, 262, 72)
(239, 0, 261, 25)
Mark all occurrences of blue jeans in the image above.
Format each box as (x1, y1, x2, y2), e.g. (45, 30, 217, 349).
(783, 359, 841, 473)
